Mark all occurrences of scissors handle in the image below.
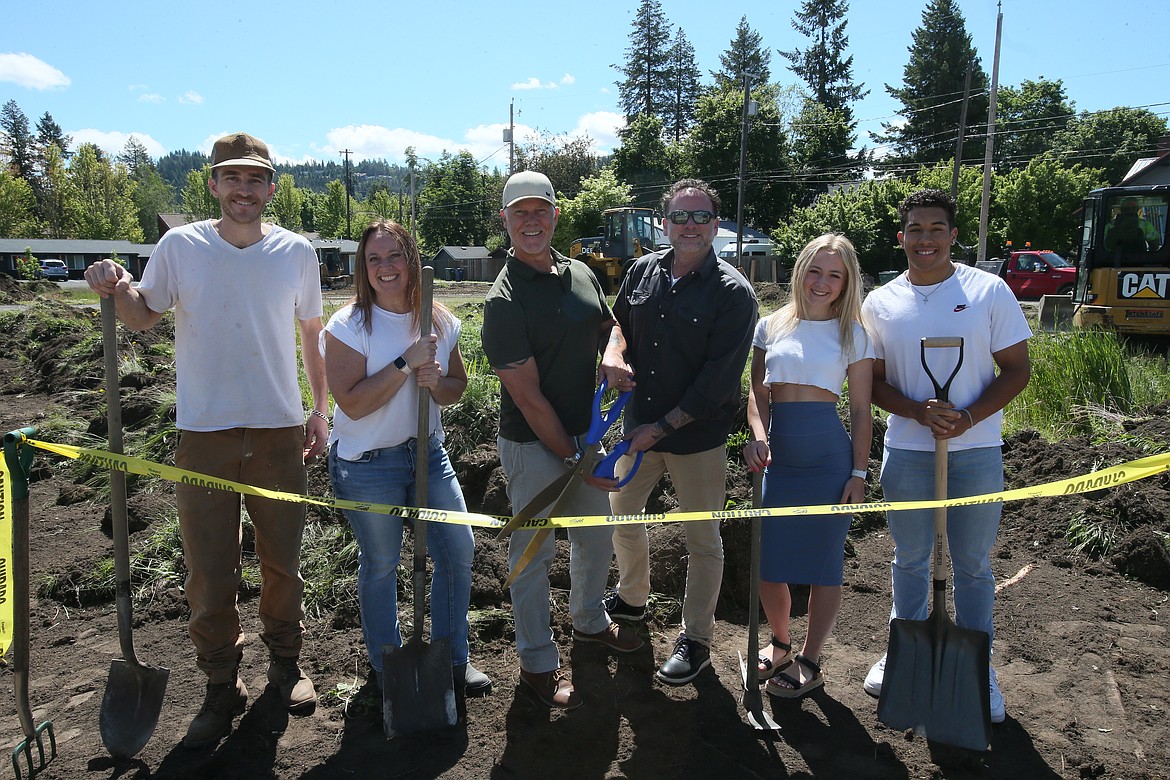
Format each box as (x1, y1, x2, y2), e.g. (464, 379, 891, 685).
(592, 440, 643, 488)
(587, 378, 633, 446)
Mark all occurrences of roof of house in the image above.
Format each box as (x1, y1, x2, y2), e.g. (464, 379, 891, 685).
(0, 238, 156, 255)
(432, 246, 491, 261)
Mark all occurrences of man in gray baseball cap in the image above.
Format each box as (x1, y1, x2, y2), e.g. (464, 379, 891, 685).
(481, 171, 642, 710)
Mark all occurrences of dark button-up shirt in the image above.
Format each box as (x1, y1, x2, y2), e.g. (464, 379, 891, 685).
(614, 247, 757, 454)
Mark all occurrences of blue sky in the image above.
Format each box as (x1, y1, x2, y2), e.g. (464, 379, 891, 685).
(3, 0, 1167, 169)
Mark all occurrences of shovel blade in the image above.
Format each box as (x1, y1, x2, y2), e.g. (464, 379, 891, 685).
(99, 658, 170, 758)
(382, 639, 456, 739)
(737, 651, 780, 731)
(877, 616, 991, 752)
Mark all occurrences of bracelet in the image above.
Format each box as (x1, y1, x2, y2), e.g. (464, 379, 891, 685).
(656, 418, 676, 436)
(960, 408, 975, 428)
(851, 469, 867, 480)
(309, 409, 329, 423)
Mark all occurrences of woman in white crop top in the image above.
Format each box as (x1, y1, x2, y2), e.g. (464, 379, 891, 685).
(742, 233, 874, 699)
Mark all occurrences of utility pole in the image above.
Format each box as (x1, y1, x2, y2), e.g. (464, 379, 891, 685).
(340, 149, 353, 240)
(410, 165, 417, 243)
(736, 71, 758, 281)
(504, 99, 515, 176)
(977, 3, 1003, 263)
(951, 63, 973, 199)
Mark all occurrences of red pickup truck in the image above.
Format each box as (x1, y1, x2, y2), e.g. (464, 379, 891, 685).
(976, 250, 1077, 300)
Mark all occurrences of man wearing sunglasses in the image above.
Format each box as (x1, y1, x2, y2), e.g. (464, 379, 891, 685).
(602, 178, 757, 685)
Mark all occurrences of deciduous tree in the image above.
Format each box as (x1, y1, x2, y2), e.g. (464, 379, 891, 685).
(271, 173, 305, 232)
(0, 169, 40, 237)
(994, 78, 1074, 171)
(181, 164, 220, 221)
(551, 168, 634, 253)
(417, 151, 490, 251)
(610, 113, 676, 207)
(994, 157, 1106, 255)
(1050, 107, 1168, 185)
(68, 143, 144, 242)
(514, 132, 598, 199)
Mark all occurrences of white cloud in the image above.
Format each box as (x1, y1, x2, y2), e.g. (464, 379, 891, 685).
(568, 111, 625, 154)
(179, 91, 204, 105)
(512, 77, 557, 90)
(0, 52, 70, 90)
(70, 129, 166, 158)
(138, 93, 165, 104)
(560, 74, 575, 86)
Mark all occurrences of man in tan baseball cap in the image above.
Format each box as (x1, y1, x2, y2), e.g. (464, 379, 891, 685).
(209, 132, 277, 174)
(83, 131, 327, 747)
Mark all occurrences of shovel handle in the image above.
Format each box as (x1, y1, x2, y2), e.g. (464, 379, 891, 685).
(101, 297, 141, 666)
(412, 267, 434, 635)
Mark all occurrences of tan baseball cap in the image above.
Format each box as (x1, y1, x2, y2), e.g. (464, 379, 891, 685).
(502, 171, 556, 209)
(210, 132, 276, 173)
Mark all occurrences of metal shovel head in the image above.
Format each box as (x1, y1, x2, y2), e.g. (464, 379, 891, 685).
(738, 651, 780, 731)
(99, 658, 171, 757)
(382, 637, 456, 738)
(877, 607, 992, 752)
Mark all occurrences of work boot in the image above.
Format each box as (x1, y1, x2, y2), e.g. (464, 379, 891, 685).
(267, 653, 317, 712)
(456, 662, 493, 697)
(183, 676, 248, 749)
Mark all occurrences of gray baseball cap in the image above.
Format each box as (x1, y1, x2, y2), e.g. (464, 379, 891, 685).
(502, 171, 556, 209)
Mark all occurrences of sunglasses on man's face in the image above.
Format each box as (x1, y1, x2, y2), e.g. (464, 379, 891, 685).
(665, 210, 715, 225)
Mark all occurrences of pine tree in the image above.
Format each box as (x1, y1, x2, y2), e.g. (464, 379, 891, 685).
(780, 0, 867, 120)
(878, 0, 988, 165)
(1, 100, 37, 181)
(663, 28, 702, 143)
(711, 16, 771, 89)
(35, 112, 72, 161)
(119, 136, 173, 242)
(615, 0, 673, 120)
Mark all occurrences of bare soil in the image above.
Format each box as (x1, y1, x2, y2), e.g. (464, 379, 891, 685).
(1, 286, 1169, 779)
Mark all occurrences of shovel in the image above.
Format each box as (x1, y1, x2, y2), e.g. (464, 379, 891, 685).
(877, 336, 992, 752)
(382, 266, 457, 738)
(4, 427, 57, 780)
(738, 470, 780, 730)
(98, 296, 169, 758)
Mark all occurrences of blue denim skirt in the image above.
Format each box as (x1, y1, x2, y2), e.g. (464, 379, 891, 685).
(760, 401, 852, 585)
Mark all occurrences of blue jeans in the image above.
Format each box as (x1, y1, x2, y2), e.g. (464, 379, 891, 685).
(327, 436, 474, 672)
(498, 436, 614, 674)
(880, 446, 1003, 644)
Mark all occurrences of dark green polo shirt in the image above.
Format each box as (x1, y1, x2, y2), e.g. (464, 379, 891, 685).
(482, 250, 613, 442)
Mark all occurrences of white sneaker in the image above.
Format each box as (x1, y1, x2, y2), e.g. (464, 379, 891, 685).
(989, 667, 1005, 723)
(863, 654, 886, 697)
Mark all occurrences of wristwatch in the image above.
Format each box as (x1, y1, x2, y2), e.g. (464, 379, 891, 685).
(563, 449, 584, 470)
(393, 355, 413, 374)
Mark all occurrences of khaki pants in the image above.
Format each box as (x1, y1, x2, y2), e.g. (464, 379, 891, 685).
(176, 427, 307, 683)
(608, 446, 726, 646)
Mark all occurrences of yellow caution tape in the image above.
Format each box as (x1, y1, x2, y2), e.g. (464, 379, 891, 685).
(23, 439, 1170, 532)
(0, 454, 13, 657)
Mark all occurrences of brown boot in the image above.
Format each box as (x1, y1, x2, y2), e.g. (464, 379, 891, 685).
(267, 654, 317, 712)
(183, 676, 248, 749)
(519, 668, 583, 710)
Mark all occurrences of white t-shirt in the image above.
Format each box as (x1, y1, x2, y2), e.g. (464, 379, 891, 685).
(753, 317, 873, 397)
(324, 302, 461, 460)
(861, 263, 1032, 452)
(136, 221, 322, 431)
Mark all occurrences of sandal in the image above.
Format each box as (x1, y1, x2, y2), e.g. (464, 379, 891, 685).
(757, 636, 795, 681)
(765, 654, 824, 699)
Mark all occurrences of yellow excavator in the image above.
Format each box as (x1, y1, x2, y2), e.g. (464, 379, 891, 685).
(569, 207, 666, 293)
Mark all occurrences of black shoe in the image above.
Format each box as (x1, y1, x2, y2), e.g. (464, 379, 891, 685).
(602, 591, 645, 622)
(656, 636, 711, 686)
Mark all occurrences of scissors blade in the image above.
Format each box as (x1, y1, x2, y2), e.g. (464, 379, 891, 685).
(502, 444, 603, 587)
(494, 468, 575, 540)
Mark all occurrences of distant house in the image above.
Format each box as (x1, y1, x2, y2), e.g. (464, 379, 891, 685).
(157, 212, 193, 238)
(0, 238, 155, 279)
(430, 246, 506, 282)
(1117, 135, 1170, 186)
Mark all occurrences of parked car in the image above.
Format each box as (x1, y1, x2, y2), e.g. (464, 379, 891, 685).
(975, 250, 1076, 300)
(38, 259, 70, 282)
